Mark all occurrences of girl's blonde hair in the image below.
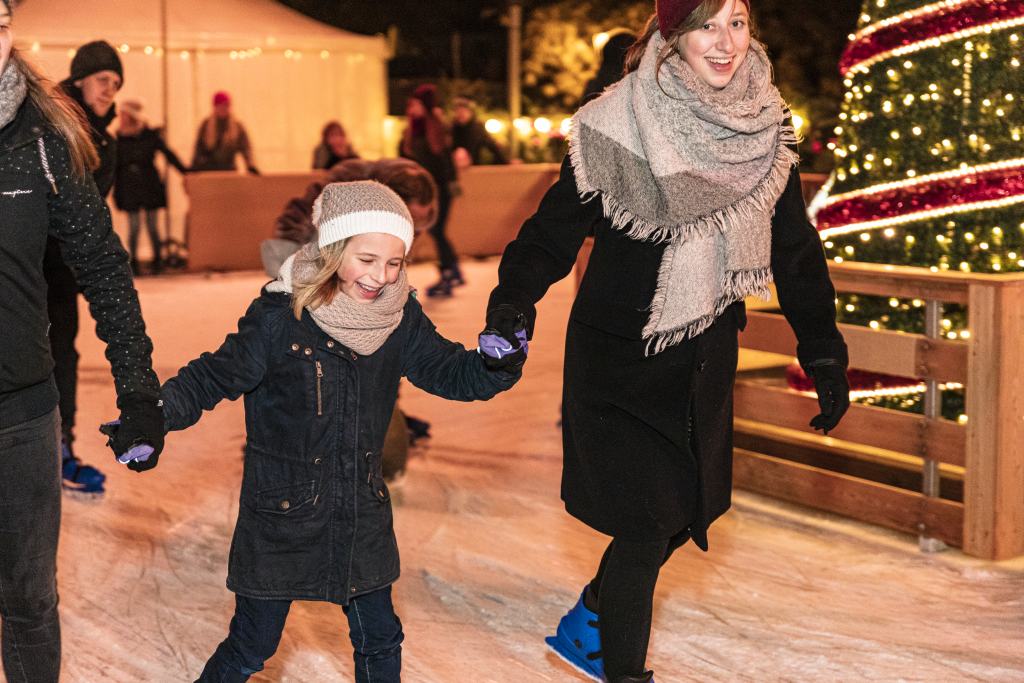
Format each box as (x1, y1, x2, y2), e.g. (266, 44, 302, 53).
(624, 1, 756, 79)
(10, 49, 99, 178)
(291, 239, 349, 319)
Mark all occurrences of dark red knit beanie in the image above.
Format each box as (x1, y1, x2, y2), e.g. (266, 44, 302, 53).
(657, 0, 750, 39)
(411, 84, 439, 112)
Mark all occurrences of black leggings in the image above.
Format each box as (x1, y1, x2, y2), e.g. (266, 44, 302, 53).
(587, 533, 690, 679)
(428, 187, 458, 273)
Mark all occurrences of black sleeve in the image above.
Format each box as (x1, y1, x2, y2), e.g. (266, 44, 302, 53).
(45, 135, 160, 402)
(770, 165, 848, 369)
(156, 130, 189, 174)
(487, 156, 602, 334)
(160, 298, 270, 431)
(401, 301, 518, 401)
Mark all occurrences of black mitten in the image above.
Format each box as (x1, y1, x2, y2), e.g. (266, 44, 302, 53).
(109, 393, 165, 472)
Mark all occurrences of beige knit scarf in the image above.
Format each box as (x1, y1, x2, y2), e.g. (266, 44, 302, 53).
(270, 243, 410, 355)
(570, 34, 798, 354)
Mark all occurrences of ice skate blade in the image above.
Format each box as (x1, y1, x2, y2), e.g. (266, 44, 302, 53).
(545, 634, 603, 682)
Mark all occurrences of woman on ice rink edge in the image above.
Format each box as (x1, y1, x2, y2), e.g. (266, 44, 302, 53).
(485, 0, 852, 680)
(114, 181, 525, 682)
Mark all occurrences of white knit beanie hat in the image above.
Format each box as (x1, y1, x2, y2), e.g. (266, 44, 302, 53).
(312, 180, 415, 254)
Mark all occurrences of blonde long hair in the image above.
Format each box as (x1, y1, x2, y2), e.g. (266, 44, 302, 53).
(290, 240, 349, 320)
(10, 49, 98, 178)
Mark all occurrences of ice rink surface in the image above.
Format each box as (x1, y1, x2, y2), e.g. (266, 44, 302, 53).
(61, 261, 1023, 682)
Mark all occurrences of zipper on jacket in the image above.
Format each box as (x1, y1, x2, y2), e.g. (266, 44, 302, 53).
(315, 360, 324, 416)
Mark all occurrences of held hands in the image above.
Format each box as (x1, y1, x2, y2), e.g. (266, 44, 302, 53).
(479, 304, 528, 372)
(807, 360, 851, 435)
(99, 393, 166, 472)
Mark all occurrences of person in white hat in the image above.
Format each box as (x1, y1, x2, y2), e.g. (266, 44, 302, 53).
(116, 180, 528, 682)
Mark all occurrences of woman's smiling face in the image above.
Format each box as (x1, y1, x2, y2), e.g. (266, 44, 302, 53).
(676, 0, 751, 89)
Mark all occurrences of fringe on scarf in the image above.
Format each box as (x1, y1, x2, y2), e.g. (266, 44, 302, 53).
(643, 267, 773, 355)
(569, 123, 799, 247)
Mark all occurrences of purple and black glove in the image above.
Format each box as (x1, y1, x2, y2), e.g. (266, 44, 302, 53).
(99, 392, 165, 472)
(479, 304, 528, 372)
(807, 359, 850, 435)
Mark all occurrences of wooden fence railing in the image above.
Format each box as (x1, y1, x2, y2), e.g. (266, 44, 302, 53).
(577, 240, 1024, 559)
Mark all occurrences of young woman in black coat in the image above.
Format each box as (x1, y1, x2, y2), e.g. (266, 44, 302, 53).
(114, 97, 188, 273)
(484, 1, 851, 681)
(0, 6, 164, 680)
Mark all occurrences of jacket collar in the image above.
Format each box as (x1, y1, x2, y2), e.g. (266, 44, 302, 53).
(0, 99, 47, 155)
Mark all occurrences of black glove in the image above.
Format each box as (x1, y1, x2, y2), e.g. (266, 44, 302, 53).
(103, 393, 166, 472)
(481, 304, 528, 372)
(807, 360, 850, 435)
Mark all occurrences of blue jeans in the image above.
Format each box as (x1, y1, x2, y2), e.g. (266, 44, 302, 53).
(0, 410, 62, 683)
(197, 587, 404, 682)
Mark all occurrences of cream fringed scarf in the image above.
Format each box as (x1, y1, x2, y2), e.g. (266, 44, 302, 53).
(269, 243, 410, 355)
(569, 35, 798, 354)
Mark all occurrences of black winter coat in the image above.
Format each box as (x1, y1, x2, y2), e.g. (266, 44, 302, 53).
(161, 289, 518, 604)
(114, 127, 187, 211)
(489, 158, 846, 548)
(0, 100, 160, 429)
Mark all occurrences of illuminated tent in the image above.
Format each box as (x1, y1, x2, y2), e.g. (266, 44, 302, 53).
(13, 0, 389, 241)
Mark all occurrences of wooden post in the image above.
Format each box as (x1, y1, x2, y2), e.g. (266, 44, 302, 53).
(963, 279, 1024, 559)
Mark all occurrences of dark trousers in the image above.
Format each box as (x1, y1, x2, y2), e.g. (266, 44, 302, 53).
(197, 586, 404, 682)
(428, 188, 458, 273)
(127, 209, 161, 269)
(0, 410, 62, 683)
(587, 533, 690, 680)
(43, 239, 79, 445)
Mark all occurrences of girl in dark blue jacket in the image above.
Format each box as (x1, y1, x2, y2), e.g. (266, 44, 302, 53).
(136, 181, 525, 682)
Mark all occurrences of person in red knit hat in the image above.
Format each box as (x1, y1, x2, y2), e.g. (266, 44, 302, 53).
(485, 0, 849, 680)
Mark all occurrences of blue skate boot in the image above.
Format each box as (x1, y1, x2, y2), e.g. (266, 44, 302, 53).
(61, 439, 106, 496)
(545, 588, 604, 681)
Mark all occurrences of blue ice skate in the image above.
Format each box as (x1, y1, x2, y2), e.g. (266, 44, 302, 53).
(61, 441, 106, 496)
(545, 588, 604, 681)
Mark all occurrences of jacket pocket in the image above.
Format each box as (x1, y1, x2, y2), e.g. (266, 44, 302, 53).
(255, 480, 319, 516)
(364, 451, 390, 503)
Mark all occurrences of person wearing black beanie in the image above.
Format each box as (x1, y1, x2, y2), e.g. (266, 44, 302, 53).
(43, 38, 126, 497)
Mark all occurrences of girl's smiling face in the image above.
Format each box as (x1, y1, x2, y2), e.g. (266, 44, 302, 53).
(677, 0, 751, 89)
(335, 233, 406, 303)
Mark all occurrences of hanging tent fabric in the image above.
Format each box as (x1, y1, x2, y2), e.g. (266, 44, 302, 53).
(12, 0, 389, 246)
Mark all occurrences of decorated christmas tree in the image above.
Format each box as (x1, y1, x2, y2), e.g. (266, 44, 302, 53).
(806, 0, 1024, 417)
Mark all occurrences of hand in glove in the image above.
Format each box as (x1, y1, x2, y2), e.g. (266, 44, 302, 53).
(100, 393, 165, 472)
(479, 304, 528, 371)
(807, 360, 850, 435)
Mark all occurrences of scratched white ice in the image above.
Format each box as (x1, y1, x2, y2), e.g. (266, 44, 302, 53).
(59, 264, 1024, 682)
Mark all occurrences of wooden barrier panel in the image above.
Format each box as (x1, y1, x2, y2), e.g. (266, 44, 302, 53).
(740, 311, 969, 383)
(183, 165, 561, 272)
(964, 279, 1024, 559)
(184, 171, 322, 272)
(734, 449, 964, 547)
(408, 163, 560, 262)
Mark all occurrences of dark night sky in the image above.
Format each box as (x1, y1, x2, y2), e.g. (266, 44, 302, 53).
(277, 0, 863, 84)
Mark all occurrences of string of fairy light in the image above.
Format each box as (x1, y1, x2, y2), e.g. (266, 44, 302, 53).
(24, 40, 349, 62)
(806, 0, 1024, 419)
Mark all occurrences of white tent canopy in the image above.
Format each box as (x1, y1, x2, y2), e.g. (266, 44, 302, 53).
(12, 0, 389, 245)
